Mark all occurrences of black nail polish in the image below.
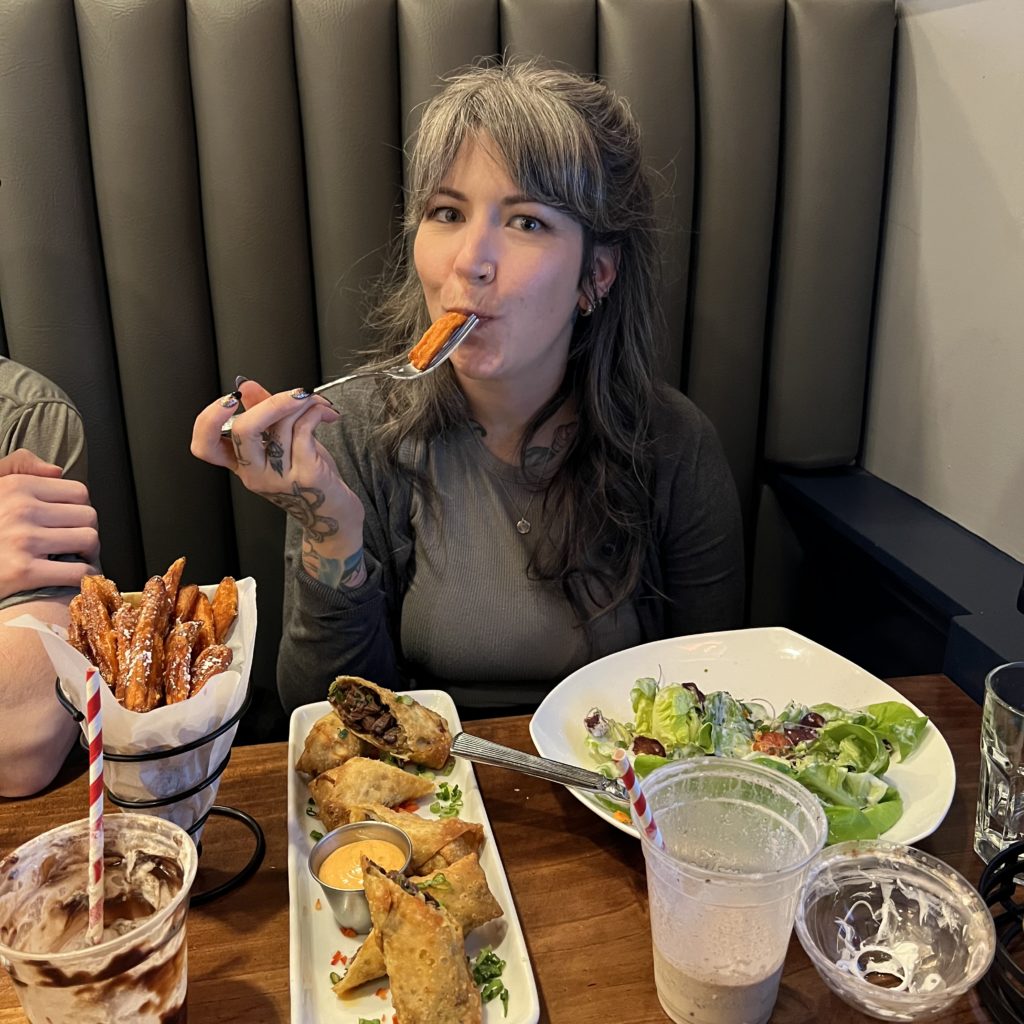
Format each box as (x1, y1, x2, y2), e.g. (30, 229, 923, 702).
(234, 375, 249, 390)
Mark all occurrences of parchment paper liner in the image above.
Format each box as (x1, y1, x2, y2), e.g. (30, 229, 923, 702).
(8, 577, 257, 839)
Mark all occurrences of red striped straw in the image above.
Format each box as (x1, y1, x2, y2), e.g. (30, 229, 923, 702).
(85, 666, 105, 946)
(612, 748, 665, 849)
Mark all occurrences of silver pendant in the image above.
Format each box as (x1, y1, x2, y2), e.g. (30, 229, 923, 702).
(516, 518, 532, 535)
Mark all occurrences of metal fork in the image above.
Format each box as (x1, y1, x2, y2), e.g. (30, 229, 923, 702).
(451, 731, 629, 805)
(220, 313, 478, 437)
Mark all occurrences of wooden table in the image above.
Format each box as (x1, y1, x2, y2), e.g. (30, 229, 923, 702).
(0, 675, 996, 1023)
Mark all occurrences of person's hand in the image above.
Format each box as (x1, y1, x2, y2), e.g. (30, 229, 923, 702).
(0, 449, 101, 602)
(191, 382, 368, 587)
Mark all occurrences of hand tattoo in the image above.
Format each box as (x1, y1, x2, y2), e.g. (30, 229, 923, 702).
(261, 429, 285, 476)
(256, 482, 338, 542)
(230, 431, 252, 467)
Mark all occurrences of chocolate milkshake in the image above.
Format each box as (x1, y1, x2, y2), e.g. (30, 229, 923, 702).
(0, 814, 197, 1023)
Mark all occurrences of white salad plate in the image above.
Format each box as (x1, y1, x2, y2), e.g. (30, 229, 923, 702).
(288, 690, 540, 1024)
(530, 626, 956, 844)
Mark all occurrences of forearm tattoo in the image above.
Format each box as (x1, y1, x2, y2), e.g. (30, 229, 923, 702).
(256, 482, 338, 543)
(300, 538, 367, 589)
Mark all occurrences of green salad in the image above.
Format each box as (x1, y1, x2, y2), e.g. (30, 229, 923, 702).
(584, 677, 930, 844)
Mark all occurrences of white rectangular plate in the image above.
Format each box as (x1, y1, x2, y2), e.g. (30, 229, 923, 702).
(288, 690, 540, 1024)
(530, 627, 956, 844)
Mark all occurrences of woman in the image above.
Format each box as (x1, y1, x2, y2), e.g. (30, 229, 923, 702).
(192, 60, 744, 715)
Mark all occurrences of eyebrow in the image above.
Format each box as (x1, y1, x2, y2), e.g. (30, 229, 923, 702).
(434, 186, 541, 207)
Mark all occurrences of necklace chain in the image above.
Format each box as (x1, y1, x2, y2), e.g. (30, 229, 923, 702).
(475, 431, 555, 535)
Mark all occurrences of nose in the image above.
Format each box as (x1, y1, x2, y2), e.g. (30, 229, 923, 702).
(452, 223, 497, 284)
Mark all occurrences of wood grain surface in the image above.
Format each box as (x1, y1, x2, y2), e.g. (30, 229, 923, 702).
(0, 675, 996, 1023)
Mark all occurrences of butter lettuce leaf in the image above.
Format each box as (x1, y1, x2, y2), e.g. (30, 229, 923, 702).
(864, 701, 929, 763)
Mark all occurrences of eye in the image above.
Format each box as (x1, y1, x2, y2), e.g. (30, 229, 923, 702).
(425, 205, 462, 224)
(510, 214, 545, 232)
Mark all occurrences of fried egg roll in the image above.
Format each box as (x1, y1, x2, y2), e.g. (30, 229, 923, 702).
(328, 676, 452, 770)
(334, 852, 502, 995)
(309, 758, 434, 831)
(295, 711, 371, 777)
(361, 859, 481, 1024)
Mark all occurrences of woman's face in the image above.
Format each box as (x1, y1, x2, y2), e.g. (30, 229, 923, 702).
(413, 134, 588, 393)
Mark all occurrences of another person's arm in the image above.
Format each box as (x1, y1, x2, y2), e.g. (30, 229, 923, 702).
(0, 398, 100, 797)
(0, 599, 80, 796)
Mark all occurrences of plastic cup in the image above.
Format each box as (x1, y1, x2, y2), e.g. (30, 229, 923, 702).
(0, 813, 198, 1023)
(634, 757, 828, 1024)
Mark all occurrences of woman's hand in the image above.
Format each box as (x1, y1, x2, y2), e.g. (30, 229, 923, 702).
(191, 382, 368, 589)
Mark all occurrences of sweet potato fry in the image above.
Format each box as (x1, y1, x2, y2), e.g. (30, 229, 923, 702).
(190, 643, 232, 695)
(211, 576, 238, 643)
(67, 595, 88, 656)
(123, 576, 167, 713)
(85, 574, 123, 615)
(80, 576, 118, 688)
(192, 592, 217, 650)
(408, 311, 467, 370)
(164, 620, 202, 704)
(174, 583, 199, 623)
(162, 556, 186, 618)
(111, 603, 138, 702)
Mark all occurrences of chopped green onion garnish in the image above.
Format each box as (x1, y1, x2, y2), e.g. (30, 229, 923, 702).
(310, 829, 324, 841)
(416, 872, 452, 892)
(329, 971, 341, 984)
(305, 806, 318, 817)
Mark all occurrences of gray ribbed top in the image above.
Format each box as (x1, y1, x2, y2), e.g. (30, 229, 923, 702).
(400, 424, 641, 706)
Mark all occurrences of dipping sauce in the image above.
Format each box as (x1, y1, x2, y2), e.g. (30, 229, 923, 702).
(317, 840, 406, 890)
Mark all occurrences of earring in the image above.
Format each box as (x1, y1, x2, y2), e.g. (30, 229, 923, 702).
(579, 300, 595, 317)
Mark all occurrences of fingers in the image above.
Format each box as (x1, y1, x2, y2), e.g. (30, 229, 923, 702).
(226, 389, 336, 481)
(290, 401, 344, 475)
(32, 498, 99, 531)
(0, 449, 64, 478)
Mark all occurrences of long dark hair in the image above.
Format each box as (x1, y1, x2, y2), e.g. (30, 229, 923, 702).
(364, 58, 661, 618)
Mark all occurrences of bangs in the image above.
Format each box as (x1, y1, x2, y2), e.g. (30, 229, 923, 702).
(406, 69, 606, 228)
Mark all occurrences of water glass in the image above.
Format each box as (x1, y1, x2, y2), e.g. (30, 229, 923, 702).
(975, 662, 1024, 862)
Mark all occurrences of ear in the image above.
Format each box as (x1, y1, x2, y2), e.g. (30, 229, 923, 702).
(579, 244, 619, 310)
(591, 244, 618, 299)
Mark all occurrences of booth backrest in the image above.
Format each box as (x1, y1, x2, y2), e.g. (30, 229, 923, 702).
(0, 0, 894, 741)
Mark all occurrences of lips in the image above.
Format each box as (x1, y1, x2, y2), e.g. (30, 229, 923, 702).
(446, 307, 492, 322)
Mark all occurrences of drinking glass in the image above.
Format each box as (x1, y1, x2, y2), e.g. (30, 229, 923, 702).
(975, 661, 1024, 862)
